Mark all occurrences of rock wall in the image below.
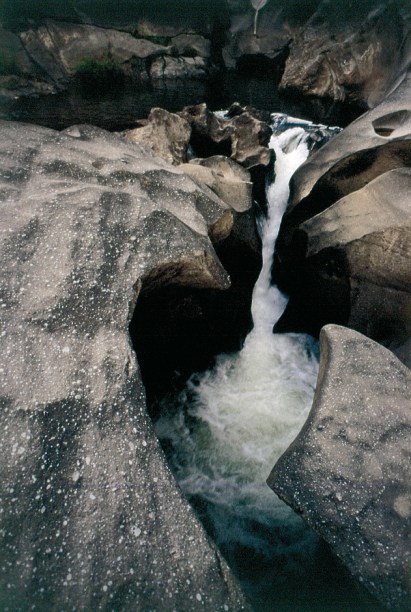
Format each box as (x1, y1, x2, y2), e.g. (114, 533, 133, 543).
(272, 71, 411, 367)
(1, 0, 410, 108)
(268, 324, 411, 611)
(0, 120, 250, 610)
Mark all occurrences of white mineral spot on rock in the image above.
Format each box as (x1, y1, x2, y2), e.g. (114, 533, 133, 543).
(72, 471, 80, 482)
(131, 525, 141, 537)
(196, 593, 202, 601)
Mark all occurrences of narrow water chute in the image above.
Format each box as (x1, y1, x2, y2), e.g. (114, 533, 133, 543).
(155, 115, 340, 607)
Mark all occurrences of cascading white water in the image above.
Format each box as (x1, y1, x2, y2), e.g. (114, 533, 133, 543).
(155, 117, 353, 609)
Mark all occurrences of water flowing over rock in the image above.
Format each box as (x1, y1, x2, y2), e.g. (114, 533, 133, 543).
(273, 73, 411, 366)
(0, 120, 250, 610)
(268, 324, 411, 611)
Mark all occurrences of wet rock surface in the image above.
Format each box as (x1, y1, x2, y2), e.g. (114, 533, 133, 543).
(0, 120, 250, 610)
(268, 324, 411, 611)
(273, 73, 411, 366)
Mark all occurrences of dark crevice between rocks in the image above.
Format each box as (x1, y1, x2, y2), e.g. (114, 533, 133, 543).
(128, 215, 262, 418)
(236, 48, 290, 84)
(273, 246, 351, 337)
(278, 88, 366, 128)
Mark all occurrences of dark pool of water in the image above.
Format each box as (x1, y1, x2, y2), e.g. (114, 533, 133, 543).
(0, 73, 363, 131)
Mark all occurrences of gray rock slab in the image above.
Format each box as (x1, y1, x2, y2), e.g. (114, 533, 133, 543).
(123, 107, 192, 166)
(19, 21, 173, 85)
(171, 33, 211, 58)
(280, 2, 408, 108)
(182, 155, 253, 213)
(149, 55, 209, 80)
(268, 324, 411, 611)
(0, 121, 248, 610)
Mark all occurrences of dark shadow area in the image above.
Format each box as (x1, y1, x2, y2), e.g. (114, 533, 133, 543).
(0, 72, 365, 132)
(272, 246, 351, 337)
(128, 209, 262, 414)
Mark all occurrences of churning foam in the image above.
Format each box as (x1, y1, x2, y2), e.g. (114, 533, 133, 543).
(155, 121, 329, 606)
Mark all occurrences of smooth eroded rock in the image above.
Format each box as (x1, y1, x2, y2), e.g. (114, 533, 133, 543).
(181, 155, 253, 212)
(279, 1, 409, 108)
(0, 120, 249, 611)
(19, 21, 173, 86)
(273, 73, 411, 365)
(268, 324, 411, 611)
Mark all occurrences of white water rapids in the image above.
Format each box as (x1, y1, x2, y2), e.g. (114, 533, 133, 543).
(155, 118, 375, 609)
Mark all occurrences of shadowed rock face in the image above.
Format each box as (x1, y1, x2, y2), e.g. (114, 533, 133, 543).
(1, 0, 410, 110)
(279, 1, 410, 108)
(179, 103, 274, 207)
(268, 324, 411, 611)
(273, 74, 411, 366)
(0, 121, 250, 611)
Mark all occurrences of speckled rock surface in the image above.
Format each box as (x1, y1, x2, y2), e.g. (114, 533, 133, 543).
(268, 324, 411, 611)
(0, 121, 249, 610)
(273, 73, 411, 366)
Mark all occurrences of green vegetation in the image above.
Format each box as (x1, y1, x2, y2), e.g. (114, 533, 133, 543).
(74, 57, 126, 91)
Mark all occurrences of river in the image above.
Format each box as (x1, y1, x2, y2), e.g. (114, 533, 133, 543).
(154, 115, 384, 611)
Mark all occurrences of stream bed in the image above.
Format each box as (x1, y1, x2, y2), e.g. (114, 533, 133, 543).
(154, 117, 384, 611)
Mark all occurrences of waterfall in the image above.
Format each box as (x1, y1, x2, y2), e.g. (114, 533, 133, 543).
(155, 117, 344, 609)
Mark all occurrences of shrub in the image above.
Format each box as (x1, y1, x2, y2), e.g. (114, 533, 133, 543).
(74, 57, 126, 91)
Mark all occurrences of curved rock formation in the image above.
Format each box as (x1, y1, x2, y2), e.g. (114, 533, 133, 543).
(180, 154, 253, 212)
(0, 120, 250, 610)
(273, 73, 411, 366)
(268, 324, 411, 611)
